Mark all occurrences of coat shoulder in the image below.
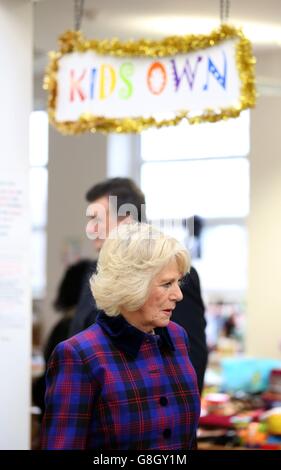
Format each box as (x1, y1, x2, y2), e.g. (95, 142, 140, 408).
(63, 323, 107, 357)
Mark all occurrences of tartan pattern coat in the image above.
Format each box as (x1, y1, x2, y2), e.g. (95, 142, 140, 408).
(41, 313, 200, 450)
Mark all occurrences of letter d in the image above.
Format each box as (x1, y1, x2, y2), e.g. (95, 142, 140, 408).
(99, 64, 116, 100)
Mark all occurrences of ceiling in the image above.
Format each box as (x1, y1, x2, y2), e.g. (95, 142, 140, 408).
(34, 0, 281, 76)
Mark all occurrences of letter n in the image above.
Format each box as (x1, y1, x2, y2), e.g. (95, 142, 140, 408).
(203, 51, 227, 90)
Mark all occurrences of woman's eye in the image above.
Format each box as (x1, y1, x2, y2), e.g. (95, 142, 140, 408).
(163, 282, 172, 288)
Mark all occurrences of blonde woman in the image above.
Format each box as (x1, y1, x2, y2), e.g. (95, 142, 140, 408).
(41, 223, 200, 450)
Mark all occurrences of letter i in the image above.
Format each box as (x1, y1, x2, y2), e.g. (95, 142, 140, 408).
(90, 68, 97, 99)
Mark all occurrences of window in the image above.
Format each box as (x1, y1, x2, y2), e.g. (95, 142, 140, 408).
(141, 110, 249, 161)
(141, 158, 249, 220)
(29, 111, 48, 299)
(140, 111, 250, 299)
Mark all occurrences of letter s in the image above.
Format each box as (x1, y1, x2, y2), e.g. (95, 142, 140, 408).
(119, 62, 134, 99)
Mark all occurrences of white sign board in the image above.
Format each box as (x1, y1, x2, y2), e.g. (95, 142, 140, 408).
(56, 40, 240, 121)
(45, 25, 256, 134)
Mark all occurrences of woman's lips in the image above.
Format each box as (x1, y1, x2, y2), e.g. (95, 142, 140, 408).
(163, 309, 172, 315)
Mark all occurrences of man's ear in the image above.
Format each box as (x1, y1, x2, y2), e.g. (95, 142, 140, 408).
(117, 214, 134, 226)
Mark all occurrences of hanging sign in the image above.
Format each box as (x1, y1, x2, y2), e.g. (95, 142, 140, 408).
(44, 24, 256, 134)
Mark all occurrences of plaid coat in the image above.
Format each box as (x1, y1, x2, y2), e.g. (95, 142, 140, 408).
(41, 313, 200, 450)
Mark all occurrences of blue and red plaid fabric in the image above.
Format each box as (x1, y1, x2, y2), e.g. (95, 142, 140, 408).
(41, 313, 200, 450)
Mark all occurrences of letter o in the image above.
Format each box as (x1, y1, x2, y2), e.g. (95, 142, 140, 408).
(147, 61, 167, 95)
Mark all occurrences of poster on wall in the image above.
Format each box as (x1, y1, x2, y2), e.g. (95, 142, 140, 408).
(0, 173, 29, 328)
(45, 24, 256, 134)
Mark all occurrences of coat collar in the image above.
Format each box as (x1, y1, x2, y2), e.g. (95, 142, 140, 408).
(96, 311, 175, 358)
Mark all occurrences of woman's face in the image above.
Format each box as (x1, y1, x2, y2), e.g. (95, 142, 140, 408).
(124, 258, 184, 333)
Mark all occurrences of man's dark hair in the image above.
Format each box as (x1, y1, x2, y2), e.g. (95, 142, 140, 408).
(86, 177, 146, 222)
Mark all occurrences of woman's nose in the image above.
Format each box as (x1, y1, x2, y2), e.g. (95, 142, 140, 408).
(170, 284, 183, 302)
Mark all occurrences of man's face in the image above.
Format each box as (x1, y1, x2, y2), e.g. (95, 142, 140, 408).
(85, 196, 118, 252)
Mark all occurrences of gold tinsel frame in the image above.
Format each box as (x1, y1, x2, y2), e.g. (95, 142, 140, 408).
(44, 24, 256, 134)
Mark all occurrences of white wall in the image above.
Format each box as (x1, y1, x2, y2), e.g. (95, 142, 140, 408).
(0, 0, 32, 449)
(107, 133, 141, 183)
(246, 51, 281, 358)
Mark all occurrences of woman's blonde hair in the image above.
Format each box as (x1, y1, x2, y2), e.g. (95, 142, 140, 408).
(90, 223, 190, 317)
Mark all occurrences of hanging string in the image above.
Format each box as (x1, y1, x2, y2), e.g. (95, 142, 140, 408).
(220, 0, 230, 24)
(74, 0, 85, 31)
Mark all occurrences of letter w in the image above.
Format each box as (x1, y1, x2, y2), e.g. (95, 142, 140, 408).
(70, 69, 86, 101)
(170, 56, 202, 91)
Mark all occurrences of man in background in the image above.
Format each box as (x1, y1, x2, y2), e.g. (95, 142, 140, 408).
(69, 177, 208, 393)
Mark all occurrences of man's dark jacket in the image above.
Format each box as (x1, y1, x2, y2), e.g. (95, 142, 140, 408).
(69, 262, 208, 393)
